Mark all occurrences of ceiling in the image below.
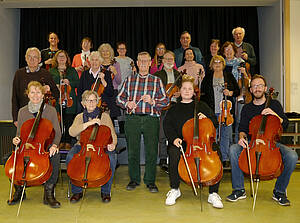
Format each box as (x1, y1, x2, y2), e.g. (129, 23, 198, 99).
(0, 0, 280, 8)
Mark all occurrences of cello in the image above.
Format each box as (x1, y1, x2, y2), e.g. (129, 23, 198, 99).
(5, 98, 54, 215)
(178, 89, 223, 210)
(238, 88, 283, 210)
(67, 105, 112, 189)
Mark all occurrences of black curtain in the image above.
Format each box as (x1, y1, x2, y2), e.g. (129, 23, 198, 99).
(19, 7, 259, 71)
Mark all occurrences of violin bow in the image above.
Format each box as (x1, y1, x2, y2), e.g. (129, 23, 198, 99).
(179, 145, 198, 196)
(245, 139, 255, 201)
(129, 98, 143, 115)
(59, 74, 64, 136)
(16, 182, 26, 217)
(252, 151, 262, 211)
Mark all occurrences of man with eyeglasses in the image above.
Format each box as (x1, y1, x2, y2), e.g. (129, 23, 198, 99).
(227, 74, 298, 206)
(117, 52, 169, 193)
(174, 31, 203, 68)
(12, 47, 59, 127)
(153, 51, 181, 172)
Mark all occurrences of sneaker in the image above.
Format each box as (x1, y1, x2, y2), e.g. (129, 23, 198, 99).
(208, 193, 223, 209)
(165, 189, 181, 206)
(226, 189, 246, 202)
(146, 183, 159, 193)
(272, 190, 290, 206)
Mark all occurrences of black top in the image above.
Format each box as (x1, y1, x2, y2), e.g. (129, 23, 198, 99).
(200, 70, 239, 113)
(239, 99, 289, 136)
(41, 48, 59, 69)
(163, 100, 218, 145)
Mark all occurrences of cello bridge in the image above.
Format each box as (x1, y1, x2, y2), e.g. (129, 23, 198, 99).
(86, 144, 96, 152)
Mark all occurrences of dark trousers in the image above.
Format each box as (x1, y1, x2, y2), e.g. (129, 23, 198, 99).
(61, 111, 75, 144)
(125, 114, 159, 185)
(46, 152, 60, 185)
(158, 111, 168, 160)
(168, 144, 220, 193)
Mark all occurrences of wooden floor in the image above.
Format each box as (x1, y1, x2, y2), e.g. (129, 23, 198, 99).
(0, 165, 300, 223)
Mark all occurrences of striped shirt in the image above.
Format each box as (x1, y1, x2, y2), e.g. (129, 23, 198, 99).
(117, 73, 169, 117)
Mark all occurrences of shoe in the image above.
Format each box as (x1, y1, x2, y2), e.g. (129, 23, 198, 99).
(70, 192, 83, 203)
(226, 189, 246, 202)
(159, 159, 169, 173)
(165, 189, 181, 206)
(7, 185, 26, 205)
(222, 161, 230, 168)
(272, 190, 290, 206)
(65, 143, 72, 150)
(126, 181, 140, 191)
(44, 184, 61, 208)
(101, 193, 111, 203)
(147, 183, 159, 193)
(208, 192, 223, 209)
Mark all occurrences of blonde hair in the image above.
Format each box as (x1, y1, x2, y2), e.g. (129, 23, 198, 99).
(82, 90, 100, 104)
(51, 50, 71, 68)
(209, 55, 226, 70)
(98, 43, 115, 61)
(25, 81, 45, 95)
(137, 51, 151, 61)
(180, 74, 195, 88)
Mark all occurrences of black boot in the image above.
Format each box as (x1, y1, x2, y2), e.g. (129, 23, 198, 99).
(44, 184, 61, 208)
(7, 184, 26, 205)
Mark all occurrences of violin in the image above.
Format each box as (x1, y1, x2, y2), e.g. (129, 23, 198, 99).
(218, 83, 234, 126)
(5, 98, 54, 188)
(238, 88, 283, 181)
(237, 62, 252, 104)
(67, 106, 112, 188)
(59, 70, 73, 108)
(41, 77, 56, 107)
(162, 69, 185, 111)
(91, 68, 106, 108)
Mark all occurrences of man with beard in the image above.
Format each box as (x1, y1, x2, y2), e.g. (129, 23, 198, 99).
(153, 51, 181, 171)
(226, 75, 298, 206)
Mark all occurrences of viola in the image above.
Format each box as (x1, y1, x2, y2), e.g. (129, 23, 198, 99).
(218, 83, 234, 126)
(238, 88, 283, 181)
(162, 69, 185, 111)
(91, 67, 106, 107)
(5, 99, 54, 187)
(237, 62, 252, 104)
(67, 106, 112, 188)
(59, 70, 73, 108)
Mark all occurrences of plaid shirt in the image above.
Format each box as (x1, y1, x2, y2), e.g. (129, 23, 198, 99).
(117, 73, 169, 117)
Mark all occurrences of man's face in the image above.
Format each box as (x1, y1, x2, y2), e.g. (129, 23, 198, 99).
(49, 33, 59, 47)
(180, 33, 191, 48)
(26, 50, 41, 68)
(233, 28, 245, 43)
(137, 54, 151, 74)
(162, 53, 174, 69)
(250, 78, 267, 100)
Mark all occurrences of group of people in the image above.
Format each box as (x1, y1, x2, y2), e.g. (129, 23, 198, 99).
(8, 26, 298, 211)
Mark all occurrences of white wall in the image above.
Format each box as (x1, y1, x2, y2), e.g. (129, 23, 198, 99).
(0, 6, 20, 120)
(290, 0, 300, 112)
(257, 1, 283, 104)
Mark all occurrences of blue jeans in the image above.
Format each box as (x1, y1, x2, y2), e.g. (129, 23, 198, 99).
(229, 143, 298, 193)
(234, 101, 244, 144)
(66, 144, 117, 195)
(216, 113, 232, 161)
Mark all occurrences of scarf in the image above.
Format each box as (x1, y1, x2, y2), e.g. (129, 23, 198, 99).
(28, 100, 43, 114)
(83, 106, 101, 123)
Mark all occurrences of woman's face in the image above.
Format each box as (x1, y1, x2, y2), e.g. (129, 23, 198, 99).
(180, 81, 194, 101)
(90, 56, 101, 70)
(82, 40, 91, 52)
(117, 44, 127, 57)
(210, 42, 220, 55)
(28, 86, 44, 104)
(224, 45, 234, 59)
(84, 94, 98, 113)
(184, 49, 194, 62)
(212, 59, 224, 72)
(57, 52, 67, 66)
(100, 47, 111, 59)
(156, 44, 166, 57)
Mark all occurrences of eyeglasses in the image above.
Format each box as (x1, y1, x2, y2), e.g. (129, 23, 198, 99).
(27, 56, 39, 60)
(163, 57, 174, 61)
(85, 99, 97, 103)
(118, 48, 126, 50)
(157, 48, 165, 51)
(214, 60, 222, 63)
(251, 84, 265, 89)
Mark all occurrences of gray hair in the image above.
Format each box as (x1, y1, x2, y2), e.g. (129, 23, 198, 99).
(81, 90, 100, 104)
(232, 27, 245, 36)
(88, 51, 103, 63)
(25, 47, 41, 59)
